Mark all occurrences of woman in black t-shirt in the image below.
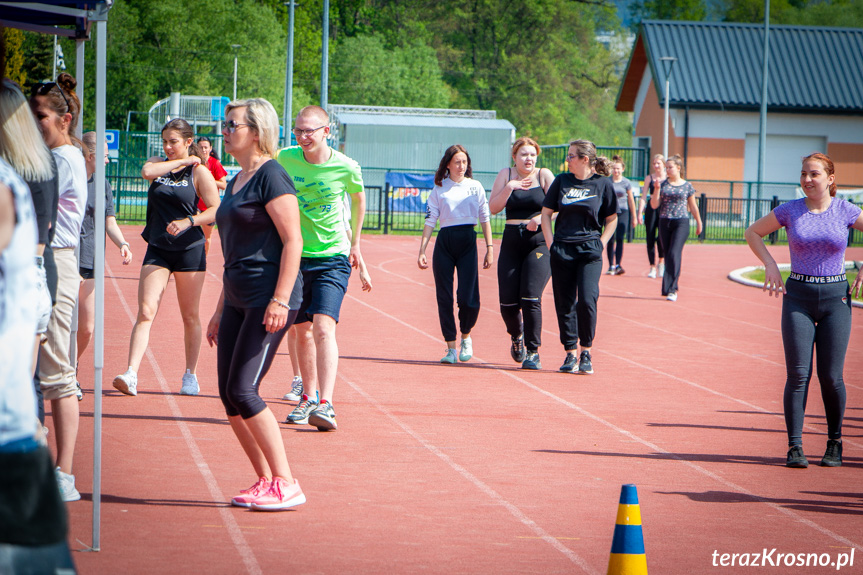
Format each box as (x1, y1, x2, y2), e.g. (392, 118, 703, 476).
(489, 137, 554, 370)
(541, 139, 618, 375)
(112, 119, 220, 398)
(206, 98, 305, 511)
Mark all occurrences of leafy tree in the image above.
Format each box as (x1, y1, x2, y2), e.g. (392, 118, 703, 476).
(330, 35, 450, 107)
(629, 0, 708, 30)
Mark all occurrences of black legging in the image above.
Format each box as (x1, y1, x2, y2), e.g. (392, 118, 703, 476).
(498, 224, 551, 352)
(432, 224, 480, 342)
(782, 279, 851, 447)
(606, 209, 630, 268)
(644, 202, 664, 266)
(658, 218, 689, 296)
(550, 239, 603, 349)
(217, 304, 296, 419)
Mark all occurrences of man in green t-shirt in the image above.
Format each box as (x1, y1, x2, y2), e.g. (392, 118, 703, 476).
(276, 105, 368, 432)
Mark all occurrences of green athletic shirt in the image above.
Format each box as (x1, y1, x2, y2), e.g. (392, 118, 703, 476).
(276, 146, 364, 258)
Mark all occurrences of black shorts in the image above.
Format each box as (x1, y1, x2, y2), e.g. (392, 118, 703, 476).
(294, 255, 352, 324)
(79, 267, 94, 280)
(142, 243, 207, 273)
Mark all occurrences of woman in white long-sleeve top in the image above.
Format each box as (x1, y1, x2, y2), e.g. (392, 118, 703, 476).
(418, 145, 493, 364)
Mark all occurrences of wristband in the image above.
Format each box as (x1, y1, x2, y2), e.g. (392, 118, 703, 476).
(187, 215, 195, 227)
(120, 242, 130, 248)
(270, 297, 290, 310)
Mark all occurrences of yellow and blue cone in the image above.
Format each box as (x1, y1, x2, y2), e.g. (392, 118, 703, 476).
(607, 484, 648, 575)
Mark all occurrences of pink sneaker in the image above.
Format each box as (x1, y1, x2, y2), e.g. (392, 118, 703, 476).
(250, 477, 306, 511)
(231, 477, 271, 508)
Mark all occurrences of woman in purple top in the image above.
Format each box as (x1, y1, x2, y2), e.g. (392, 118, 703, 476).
(745, 153, 863, 468)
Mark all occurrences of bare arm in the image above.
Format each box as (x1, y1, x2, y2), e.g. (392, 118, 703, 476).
(851, 212, 863, 298)
(215, 176, 228, 191)
(744, 211, 784, 297)
(541, 207, 554, 249)
(0, 184, 13, 255)
(105, 215, 132, 264)
(687, 194, 703, 236)
(600, 214, 618, 248)
(349, 191, 366, 269)
(481, 220, 494, 269)
(141, 155, 200, 181)
(165, 165, 220, 237)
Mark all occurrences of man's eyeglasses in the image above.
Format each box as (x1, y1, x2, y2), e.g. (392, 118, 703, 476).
(292, 125, 327, 137)
(31, 82, 70, 113)
(221, 120, 250, 133)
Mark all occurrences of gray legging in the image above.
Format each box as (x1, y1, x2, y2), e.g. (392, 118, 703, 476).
(781, 279, 852, 447)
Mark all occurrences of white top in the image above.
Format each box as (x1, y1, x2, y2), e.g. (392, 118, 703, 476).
(424, 177, 490, 229)
(50, 144, 87, 249)
(0, 158, 40, 446)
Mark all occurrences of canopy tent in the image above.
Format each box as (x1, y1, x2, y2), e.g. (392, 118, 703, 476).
(1, 0, 113, 551)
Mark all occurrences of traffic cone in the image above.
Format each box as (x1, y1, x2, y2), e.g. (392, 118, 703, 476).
(607, 484, 647, 575)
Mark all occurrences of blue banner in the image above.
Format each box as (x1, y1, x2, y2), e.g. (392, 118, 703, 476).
(386, 172, 436, 213)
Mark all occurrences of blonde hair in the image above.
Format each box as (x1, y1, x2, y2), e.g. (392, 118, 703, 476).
(0, 79, 54, 182)
(226, 98, 280, 157)
(667, 154, 685, 177)
(569, 139, 611, 175)
(512, 136, 541, 157)
(81, 131, 99, 158)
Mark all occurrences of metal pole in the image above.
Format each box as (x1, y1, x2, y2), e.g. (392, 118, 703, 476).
(231, 44, 241, 101)
(76, 40, 84, 138)
(756, 0, 770, 204)
(660, 57, 677, 160)
(52, 34, 57, 79)
(93, 8, 109, 551)
(283, 0, 296, 147)
(321, 0, 329, 109)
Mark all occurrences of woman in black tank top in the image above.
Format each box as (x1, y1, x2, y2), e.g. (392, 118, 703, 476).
(112, 118, 221, 398)
(489, 137, 554, 370)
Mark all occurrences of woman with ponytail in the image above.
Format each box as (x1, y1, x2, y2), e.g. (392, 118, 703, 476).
(28, 72, 87, 501)
(112, 118, 220, 398)
(541, 139, 618, 375)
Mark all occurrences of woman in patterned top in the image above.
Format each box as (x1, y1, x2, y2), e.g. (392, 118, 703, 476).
(649, 154, 702, 301)
(745, 153, 863, 468)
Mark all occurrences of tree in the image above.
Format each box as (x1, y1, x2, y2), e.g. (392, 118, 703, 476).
(330, 35, 450, 107)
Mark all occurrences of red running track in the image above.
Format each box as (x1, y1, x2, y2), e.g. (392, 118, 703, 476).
(63, 228, 863, 574)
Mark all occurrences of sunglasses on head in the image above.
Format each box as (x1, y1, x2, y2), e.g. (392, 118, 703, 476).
(31, 82, 70, 113)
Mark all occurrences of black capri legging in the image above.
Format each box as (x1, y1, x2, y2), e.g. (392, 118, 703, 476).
(658, 217, 689, 296)
(606, 209, 630, 268)
(550, 239, 603, 349)
(433, 224, 481, 342)
(644, 202, 664, 266)
(217, 304, 297, 419)
(498, 224, 551, 352)
(782, 279, 851, 447)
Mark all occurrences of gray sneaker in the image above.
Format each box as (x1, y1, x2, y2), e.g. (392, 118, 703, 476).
(55, 467, 81, 502)
(285, 394, 318, 425)
(559, 352, 577, 373)
(307, 400, 337, 431)
(283, 376, 303, 401)
(113, 369, 138, 396)
(180, 370, 199, 395)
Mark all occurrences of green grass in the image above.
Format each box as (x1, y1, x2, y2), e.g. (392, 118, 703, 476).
(742, 268, 861, 301)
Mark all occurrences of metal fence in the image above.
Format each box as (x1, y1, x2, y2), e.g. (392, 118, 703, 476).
(107, 140, 860, 246)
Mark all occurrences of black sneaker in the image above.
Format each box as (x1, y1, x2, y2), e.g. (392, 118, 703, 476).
(522, 351, 541, 370)
(510, 335, 526, 363)
(820, 439, 842, 467)
(786, 445, 809, 468)
(559, 352, 577, 373)
(577, 350, 593, 374)
(615, 266, 625, 276)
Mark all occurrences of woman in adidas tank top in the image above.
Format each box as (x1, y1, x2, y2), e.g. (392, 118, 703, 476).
(746, 153, 863, 469)
(489, 137, 554, 370)
(112, 119, 220, 397)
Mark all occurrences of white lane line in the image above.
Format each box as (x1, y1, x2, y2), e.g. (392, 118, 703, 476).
(107, 263, 262, 575)
(338, 369, 600, 575)
(345, 293, 863, 555)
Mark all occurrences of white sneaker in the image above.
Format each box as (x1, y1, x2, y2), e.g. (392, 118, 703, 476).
(667, 292, 678, 302)
(658, 263, 665, 278)
(113, 369, 138, 396)
(440, 348, 458, 364)
(282, 376, 303, 401)
(180, 370, 199, 395)
(55, 467, 81, 502)
(647, 267, 657, 279)
(458, 337, 473, 362)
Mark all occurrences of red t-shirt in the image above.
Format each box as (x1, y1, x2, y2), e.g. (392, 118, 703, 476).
(197, 156, 228, 212)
